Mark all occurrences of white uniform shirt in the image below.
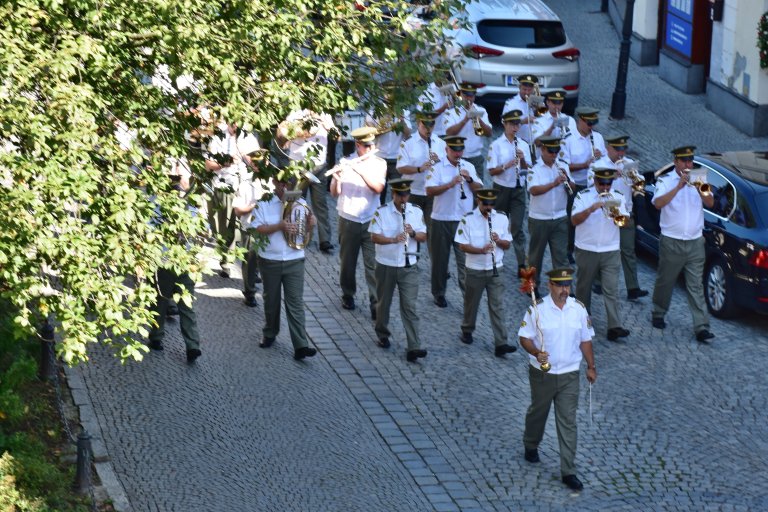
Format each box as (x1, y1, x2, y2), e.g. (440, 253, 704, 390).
(441, 105, 490, 158)
(572, 187, 628, 252)
(502, 94, 535, 143)
(367, 111, 412, 160)
(527, 160, 571, 220)
(369, 202, 426, 267)
(561, 130, 607, 187)
(418, 83, 452, 137)
(249, 196, 306, 261)
(426, 159, 480, 221)
(652, 171, 705, 240)
(208, 131, 259, 188)
(283, 110, 335, 169)
(335, 153, 387, 223)
(396, 134, 447, 196)
(531, 113, 578, 159)
(455, 209, 512, 270)
(589, 155, 635, 215)
(518, 295, 594, 374)
(487, 135, 532, 189)
(232, 178, 271, 225)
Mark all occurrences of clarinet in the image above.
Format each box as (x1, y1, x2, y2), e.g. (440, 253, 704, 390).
(401, 202, 411, 268)
(514, 136, 520, 184)
(589, 132, 597, 159)
(487, 213, 498, 277)
(457, 162, 467, 200)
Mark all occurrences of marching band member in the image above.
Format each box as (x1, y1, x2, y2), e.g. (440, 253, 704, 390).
(369, 178, 428, 362)
(443, 82, 492, 184)
(487, 109, 532, 275)
(590, 134, 649, 300)
(330, 126, 387, 319)
(249, 174, 317, 360)
(425, 135, 482, 308)
(366, 102, 412, 204)
(232, 174, 271, 307)
(526, 136, 575, 296)
(501, 74, 539, 146)
(651, 146, 715, 343)
(571, 168, 631, 341)
(532, 90, 577, 160)
(455, 189, 517, 357)
(417, 71, 455, 138)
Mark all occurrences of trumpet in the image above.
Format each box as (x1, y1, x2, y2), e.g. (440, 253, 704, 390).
(468, 107, 484, 136)
(619, 161, 646, 196)
(598, 192, 629, 227)
(528, 81, 546, 117)
(686, 168, 712, 196)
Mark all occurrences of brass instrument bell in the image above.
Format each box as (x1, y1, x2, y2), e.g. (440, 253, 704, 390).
(540, 361, 551, 372)
(281, 190, 313, 249)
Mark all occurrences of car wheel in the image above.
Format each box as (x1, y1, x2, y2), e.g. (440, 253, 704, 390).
(704, 259, 738, 318)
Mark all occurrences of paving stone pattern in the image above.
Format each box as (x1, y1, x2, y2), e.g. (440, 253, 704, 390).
(78, 2, 768, 510)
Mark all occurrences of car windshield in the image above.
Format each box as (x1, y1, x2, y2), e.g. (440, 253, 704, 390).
(477, 20, 565, 49)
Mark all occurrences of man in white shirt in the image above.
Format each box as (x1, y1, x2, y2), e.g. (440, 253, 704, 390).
(590, 135, 649, 300)
(443, 82, 493, 184)
(249, 175, 318, 360)
(426, 135, 483, 307)
(651, 146, 715, 343)
(532, 90, 577, 161)
(455, 189, 517, 357)
(526, 136, 576, 295)
(366, 106, 412, 204)
(571, 169, 631, 341)
(518, 268, 597, 492)
(232, 175, 271, 307)
(369, 178, 428, 363)
(396, 111, 446, 232)
(487, 109, 532, 275)
(330, 127, 387, 319)
(417, 72, 455, 138)
(501, 74, 539, 145)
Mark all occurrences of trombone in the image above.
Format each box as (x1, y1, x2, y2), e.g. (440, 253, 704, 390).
(598, 192, 629, 227)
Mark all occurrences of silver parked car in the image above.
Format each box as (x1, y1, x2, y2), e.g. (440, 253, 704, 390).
(445, 0, 581, 114)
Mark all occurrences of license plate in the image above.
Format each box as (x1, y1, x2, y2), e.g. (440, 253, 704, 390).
(506, 75, 549, 87)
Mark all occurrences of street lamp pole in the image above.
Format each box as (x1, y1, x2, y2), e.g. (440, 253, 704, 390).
(601, 0, 609, 13)
(610, 0, 636, 119)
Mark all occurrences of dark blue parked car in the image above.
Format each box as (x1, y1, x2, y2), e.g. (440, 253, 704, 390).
(635, 151, 768, 318)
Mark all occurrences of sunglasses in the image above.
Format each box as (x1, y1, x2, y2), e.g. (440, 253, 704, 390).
(544, 147, 560, 154)
(584, 119, 598, 126)
(504, 120, 522, 125)
(422, 121, 435, 127)
(548, 100, 564, 105)
(678, 156, 694, 162)
(612, 145, 628, 151)
(394, 190, 411, 196)
(596, 180, 613, 186)
(481, 200, 496, 206)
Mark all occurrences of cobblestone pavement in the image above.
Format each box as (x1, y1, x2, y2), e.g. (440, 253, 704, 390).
(77, 2, 768, 511)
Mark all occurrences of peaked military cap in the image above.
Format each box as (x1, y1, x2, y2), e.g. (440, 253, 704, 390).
(539, 136, 562, 149)
(517, 74, 538, 86)
(671, 146, 696, 158)
(575, 107, 599, 121)
(416, 111, 439, 123)
(476, 188, 498, 201)
(443, 135, 467, 151)
(593, 168, 618, 181)
(350, 126, 378, 145)
(389, 177, 413, 192)
(458, 82, 479, 94)
(547, 267, 574, 285)
(544, 90, 566, 101)
(605, 134, 630, 147)
(502, 109, 523, 122)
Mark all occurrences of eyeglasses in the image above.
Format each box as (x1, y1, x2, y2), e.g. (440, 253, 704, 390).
(544, 147, 560, 154)
(422, 121, 435, 127)
(548, 99, 563, 105)
(504, 120, 522, 125)
(394, 190, 411, 197)
(585, 119, 598, 126)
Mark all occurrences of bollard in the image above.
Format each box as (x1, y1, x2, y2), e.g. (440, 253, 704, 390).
(601, 0, 609, 12)
(38, 321, 56, 381)
(74, 431, 92, 494)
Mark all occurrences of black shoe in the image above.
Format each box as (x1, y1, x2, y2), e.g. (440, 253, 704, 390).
(319, 241, 335, 254)
(406, 349, 427, 362)
(376, 337, 390, 349)
(592, 284, 603, 295)
(166, 304, 179, 317)
(459, 332, 474, 344)
(186, 348, 202, 363)
(148, 339, 164, 351)
(696, 330, 715, 343)
(294, 346, 317, 360)
(434, 296, 448, 308)
(370, 305, 377, 321)
(495, 344, 518, 357)
(606, 327, 630, 341)
(652, 317, 666, 329)
(244, 296, 258, 307)
(341, 296, 355, 310)
(562, 474, 584, 491)
(218, 269, 230, 278)
(524, 449, 540, 463)
(254, 274, 263, 284)
(627, 288, 649, 300)
(259, 336, 275, 348)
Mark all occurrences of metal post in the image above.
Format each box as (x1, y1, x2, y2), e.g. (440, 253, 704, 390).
(610, 0, 636, 119)
(38, 320, 56, 381)
(601, 0, 609, 13)
(74, 431, 92, 494)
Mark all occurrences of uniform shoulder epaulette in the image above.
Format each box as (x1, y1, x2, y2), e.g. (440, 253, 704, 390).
(494, 210, 508, 217)
(410, 203, 423, 211)
(573, 298, 586, 309)
(557, 158, 569, 165)
(561, 132, 572, 140)
(614, 189, 624, 195)
(377, 204, 387, 210)
(464, 210, 473, 217)
(536, 298, 544, 305)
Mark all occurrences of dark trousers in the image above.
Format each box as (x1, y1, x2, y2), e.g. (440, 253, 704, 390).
(461, 268, 508, 346)
(429, 219, 466, 298)
(149, 269, 200, 350)
(338, 217, 377, 305)
(259, 257, 309, 349)
(207, 189, 237, 269)
(527, 217, 569, 289)
(493, 184, 527, 269)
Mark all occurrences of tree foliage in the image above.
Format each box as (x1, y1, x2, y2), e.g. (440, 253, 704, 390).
(0, 0, 463, 363)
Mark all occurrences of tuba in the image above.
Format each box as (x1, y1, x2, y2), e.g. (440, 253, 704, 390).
(598, 192, 629, 227)
(281, 190, 313, 249)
